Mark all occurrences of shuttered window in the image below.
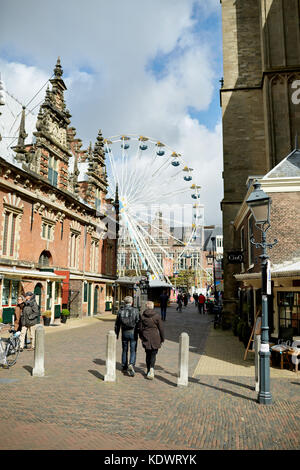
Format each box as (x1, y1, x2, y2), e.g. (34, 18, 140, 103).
(2, 212, 17, 257)
(2, 213, 9, 255)
(70, 231, 80, 268)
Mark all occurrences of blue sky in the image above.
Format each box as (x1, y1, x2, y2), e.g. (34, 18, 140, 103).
(0, 0, 224, 225)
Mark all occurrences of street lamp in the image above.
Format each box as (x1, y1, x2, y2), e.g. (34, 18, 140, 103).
(112, 281, 119, 315)
(246, 181, 277, 405)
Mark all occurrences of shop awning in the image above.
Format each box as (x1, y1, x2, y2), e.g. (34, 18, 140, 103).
(234, 260, 300, 282)
(0, 267, 66, 280)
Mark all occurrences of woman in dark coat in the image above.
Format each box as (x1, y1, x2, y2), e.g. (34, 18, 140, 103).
(138, 301, 164, 380)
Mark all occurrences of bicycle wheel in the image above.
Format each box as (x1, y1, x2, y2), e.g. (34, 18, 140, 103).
(5, 336, 20, 367)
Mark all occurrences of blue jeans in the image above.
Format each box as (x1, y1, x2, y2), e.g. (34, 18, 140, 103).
(161, 306, 167, 320)
(121, 329, 137, 368)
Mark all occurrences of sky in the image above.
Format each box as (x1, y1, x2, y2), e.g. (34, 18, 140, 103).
(0, 0, 223, 226)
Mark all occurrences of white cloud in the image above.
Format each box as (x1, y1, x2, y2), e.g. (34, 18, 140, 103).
(0, 0, 223, 226)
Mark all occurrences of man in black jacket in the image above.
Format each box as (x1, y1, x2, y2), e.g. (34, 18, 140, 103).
(159, 290, 169, 321)
(115, 296, 140, 377)
(20, 292, 40, 351)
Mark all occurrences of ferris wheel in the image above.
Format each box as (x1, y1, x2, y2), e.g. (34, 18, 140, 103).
(104, 134, 205, 283)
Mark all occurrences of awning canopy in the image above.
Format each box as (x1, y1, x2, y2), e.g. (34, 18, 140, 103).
(149, 280, 173, 288)
(0, 267, 66, 280)
(234, 260, 300, 282)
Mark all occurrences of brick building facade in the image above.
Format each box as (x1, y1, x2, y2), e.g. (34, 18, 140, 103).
(220, 0, 300, 319)
(233, 145, 300, 338)
(0, 59, 118, 324)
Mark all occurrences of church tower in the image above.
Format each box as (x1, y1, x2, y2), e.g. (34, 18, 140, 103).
(221, 0, 300, 316)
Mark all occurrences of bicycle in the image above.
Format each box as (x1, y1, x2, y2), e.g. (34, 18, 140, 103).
(0, 323, 21, 368)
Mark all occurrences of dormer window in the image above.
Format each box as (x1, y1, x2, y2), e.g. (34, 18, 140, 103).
(48, 156, 58, 187)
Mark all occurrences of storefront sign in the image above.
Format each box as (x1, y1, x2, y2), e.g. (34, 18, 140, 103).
(227, 251, 244, 264)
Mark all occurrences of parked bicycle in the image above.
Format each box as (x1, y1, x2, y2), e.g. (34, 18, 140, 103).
(0, 323, 21, 368)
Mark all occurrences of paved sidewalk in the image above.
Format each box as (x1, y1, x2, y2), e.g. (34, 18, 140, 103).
(0, 303, 299, 450)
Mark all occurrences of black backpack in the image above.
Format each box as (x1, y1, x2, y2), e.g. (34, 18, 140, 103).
(120, 306, 137, 330)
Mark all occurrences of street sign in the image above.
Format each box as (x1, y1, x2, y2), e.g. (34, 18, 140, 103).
(227, 251, 244, 264)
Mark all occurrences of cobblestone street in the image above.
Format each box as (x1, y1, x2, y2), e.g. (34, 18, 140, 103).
(0, 303, 299, 450)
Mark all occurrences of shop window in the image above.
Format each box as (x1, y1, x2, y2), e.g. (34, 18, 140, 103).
(55, 282, 60, 303)
(2, 279, 20, 306)
(2, 279, 10, 306)
(278, 292, 300, 335)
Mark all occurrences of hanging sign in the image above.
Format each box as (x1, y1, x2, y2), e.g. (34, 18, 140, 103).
(227, 251, 244, 264)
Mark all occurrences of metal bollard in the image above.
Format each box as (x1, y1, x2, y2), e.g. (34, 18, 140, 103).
(104, 330, 116, 382)
(32, 325, 45, 377)
(254, 334, 261, 392)
(177, 332, 189, 386)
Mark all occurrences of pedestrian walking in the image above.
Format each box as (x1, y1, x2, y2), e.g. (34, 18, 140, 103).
(198, 293, 206, 314)
(20, 292, 40, 351)
(14, 296, 25, 332)
(159, 290, 169, 321)
(193, 292, 199, 307)
(176, 293, 183, 312)
(138, 301, 164, 380)
(183, 293, 188, 307)
(114, 296, 140, 377)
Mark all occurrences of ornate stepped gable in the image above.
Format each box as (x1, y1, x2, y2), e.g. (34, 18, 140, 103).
(8, 58, 109, 213)
(84, 129, 108, 207)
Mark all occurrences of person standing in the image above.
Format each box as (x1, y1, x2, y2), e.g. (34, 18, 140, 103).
(193, 292, 199, 307)
(14, 296, 25, 332)
(114, 296, 140, 377)
(138, 301, 164, 380)
(176, 293, 183, 312)
(198, 293, 206, 314)
(159, 290, 169, 321)
(183, 293, 188, 308)
(20, 292, 40, 351)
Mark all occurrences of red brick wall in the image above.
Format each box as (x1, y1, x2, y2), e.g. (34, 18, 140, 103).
(268, 191, 300, 265)
(237, 190, 300, 272)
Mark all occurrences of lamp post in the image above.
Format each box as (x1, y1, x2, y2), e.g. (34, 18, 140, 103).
(112, 281, 119, 315)
(246, 181, 277, 405)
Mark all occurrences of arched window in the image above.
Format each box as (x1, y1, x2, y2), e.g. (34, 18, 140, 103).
(39, 250, 52, 267)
